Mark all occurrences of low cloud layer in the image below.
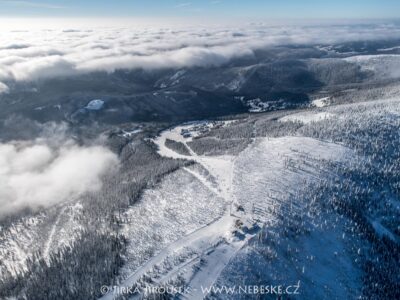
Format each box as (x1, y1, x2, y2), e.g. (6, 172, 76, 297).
(1, 21, 400, 89)
(0, 140, 118, 215)
(0, 82, 8, 94)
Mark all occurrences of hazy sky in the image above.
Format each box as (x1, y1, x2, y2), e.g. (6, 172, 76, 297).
(0, 0, 399, 19)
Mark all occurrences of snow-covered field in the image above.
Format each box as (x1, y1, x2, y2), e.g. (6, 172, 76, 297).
(312, 97, 330, 107)
(279, 111, 334, 124)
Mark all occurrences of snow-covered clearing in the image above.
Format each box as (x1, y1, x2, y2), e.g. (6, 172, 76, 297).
(312, 97, 330, 107)
(234, 136, 353, 223)
(119, 128, 142, 138)
(85, 99, 104, 110)
(279, 111, 335, 124)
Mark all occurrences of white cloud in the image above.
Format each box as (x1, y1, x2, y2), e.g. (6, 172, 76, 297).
(9, 55, 76, 81)
(175, 2, 191, 8)
(0, 0, 66, 9)
(0, 140, 119, 215)
(77, 45, 254, 72)
(0, 82, 9, 94)
(0, 21, 400, 83)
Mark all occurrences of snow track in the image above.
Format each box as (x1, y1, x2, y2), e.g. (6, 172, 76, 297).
(183, 167, 221, 198)
(42, 202, 83, 263)
(43, 206, 67, 262)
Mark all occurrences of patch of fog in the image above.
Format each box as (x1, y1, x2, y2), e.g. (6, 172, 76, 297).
(0, 82, 9, 94)
(0, 140, 118, 215)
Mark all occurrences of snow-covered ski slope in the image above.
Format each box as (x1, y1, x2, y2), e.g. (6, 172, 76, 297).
(100, 97, 392, 299)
